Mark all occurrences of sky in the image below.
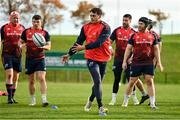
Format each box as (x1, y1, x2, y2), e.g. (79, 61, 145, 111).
(0, 0, 179, 35)
(57, 0, 180, 35)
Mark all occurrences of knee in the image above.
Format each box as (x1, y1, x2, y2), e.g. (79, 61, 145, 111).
(38, 76, 46, 83)
(146, 79, 153, 86)
(7, 74, 13, 80)
(129, 78, 138, 87)
(94, 80, 101, 87)
(29, 80, 35, 85)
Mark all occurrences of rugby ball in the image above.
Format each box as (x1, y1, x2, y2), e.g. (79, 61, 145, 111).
(32, 33, 46, 47)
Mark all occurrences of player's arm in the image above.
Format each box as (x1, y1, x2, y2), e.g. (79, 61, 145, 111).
(154, 32, 162, 53)
(159, 42, 162, 52)
(109, 29, 117, 55)
(0, 35, 1, 50)
(20, 29, 27, 48)
(122, 44, 133, 70)
(61, 27, 86, 63)
(68, 27, 86, 55)
(42, 42, 51, 50)
(110, 28, 117, 43)
(0, 38, 1, 50)
(41, 31, 51, 50)
(153, 39, 163, 72)
(0, 25, 5, 50)
(122, 34, 134, 70)
(19, 39, 26, 48)
(158, 39, 162, 53)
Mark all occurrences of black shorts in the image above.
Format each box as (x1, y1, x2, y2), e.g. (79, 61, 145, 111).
(130, 64, 154, 77)
(25, 58, 46, 74)
(2, 55, 22, 72)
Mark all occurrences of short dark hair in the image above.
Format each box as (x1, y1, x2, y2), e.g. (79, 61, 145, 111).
(90, 8, 103, 15)
(32, 15, 42, 20)
(123, 14, 132, 20)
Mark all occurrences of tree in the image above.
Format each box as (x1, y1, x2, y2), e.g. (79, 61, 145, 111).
(39, 0, 66, 29)
(0, 0, 36, 22)
(149, 9, 169, 35)
(0, 0, 66, 29)
(0, 0, 35, 15)
(71, 1, 102, 28)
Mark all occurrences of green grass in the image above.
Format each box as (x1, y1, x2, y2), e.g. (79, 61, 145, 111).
(0, 82, 180, 119)
(0, 34, 180, 83)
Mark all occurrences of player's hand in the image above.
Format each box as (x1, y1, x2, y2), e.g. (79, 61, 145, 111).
(19, 43, 26, 48)
(61, 54, 70, 64)
(157, 62, 164, 72)
(127, 57, 132, 64)
(72, 43, 85, 52)
(109, 46, 114, 56)
(39, 46, 44, 49)
(122, 62, 127, 70)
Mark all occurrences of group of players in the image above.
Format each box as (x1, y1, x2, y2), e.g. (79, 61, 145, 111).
(0, 11, 51, 107)
(62, 7, 163, 116)
(0, 7, 163, 116)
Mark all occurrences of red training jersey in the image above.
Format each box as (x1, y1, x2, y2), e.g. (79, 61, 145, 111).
(83, 21, 112, 62)
(21, 27, 50, 59)
(128, 31, 158, 66)
(1, 23, 25, 57)
(110, 26, 135, 61)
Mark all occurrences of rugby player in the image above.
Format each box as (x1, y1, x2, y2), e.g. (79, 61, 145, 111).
(122, 17, 163, 109)
(21, 15, 51, 107)
(62, 8, 112, 116)
(1, 11, 25, 104)
(109, 14, 148, 106)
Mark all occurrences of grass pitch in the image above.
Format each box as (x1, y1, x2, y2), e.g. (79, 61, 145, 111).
(0, 82, 180, 119)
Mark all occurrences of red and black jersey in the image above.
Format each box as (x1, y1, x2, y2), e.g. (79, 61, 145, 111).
(110, 26, 135, 61)
(21, 27, 50, 59)
(128, 31, 158, 66)
(1, 23, 25, 57)
(149, 30, 161, 43)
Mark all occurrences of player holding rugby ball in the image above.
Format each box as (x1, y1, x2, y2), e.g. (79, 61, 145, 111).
(21, 15, 51, 107)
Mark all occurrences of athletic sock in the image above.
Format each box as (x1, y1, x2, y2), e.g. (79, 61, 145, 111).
(150, 96, 155, 106)
(12, 89, 16, 98)
(112, 93, 117, 102)
(6, 84, 13, 100)
(132, 90, 136, 96)
(31, 95, 36, 103)
(41, 94, 48, 103)
(124, 94, 130, 103)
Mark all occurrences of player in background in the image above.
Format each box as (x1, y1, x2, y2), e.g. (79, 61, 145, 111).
(139, 19, 163, 105)
(109, 14, 148, 106)
(62, 8, 112, 116)
(122, 17, 163, 109)
(21, 15, 51, 107)
(147, 19, 162, 52)
(1, 11, 25, 104)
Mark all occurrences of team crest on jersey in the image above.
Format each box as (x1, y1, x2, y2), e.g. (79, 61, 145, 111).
(148, 35, 154, 39)
(27, 32, 33, 40)
(118, 32, 122, 35)
(136, 36, 140, 39)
